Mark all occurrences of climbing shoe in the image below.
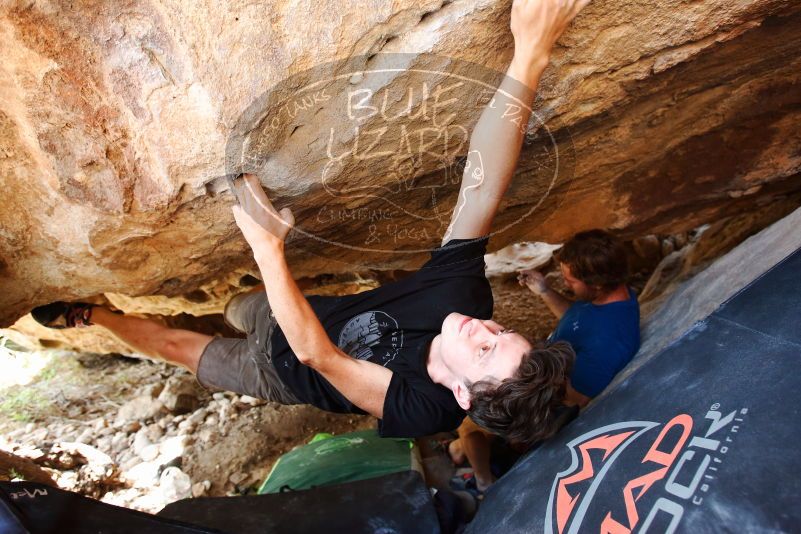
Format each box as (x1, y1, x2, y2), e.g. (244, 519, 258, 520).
(31, 302, 97, 329)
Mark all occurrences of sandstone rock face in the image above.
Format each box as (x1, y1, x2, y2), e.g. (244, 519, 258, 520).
(1, 0, 800, 327)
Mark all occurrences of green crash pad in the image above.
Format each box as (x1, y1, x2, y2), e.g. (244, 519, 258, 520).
(258, 430, 417, 494)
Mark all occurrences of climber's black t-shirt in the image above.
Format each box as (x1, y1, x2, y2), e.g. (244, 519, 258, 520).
(269, 237, 493, 438)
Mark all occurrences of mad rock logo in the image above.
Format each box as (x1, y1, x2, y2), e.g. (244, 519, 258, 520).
(546, 404, 748, 534)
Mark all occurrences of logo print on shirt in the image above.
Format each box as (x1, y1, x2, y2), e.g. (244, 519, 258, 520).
(337, 311, 404, 366)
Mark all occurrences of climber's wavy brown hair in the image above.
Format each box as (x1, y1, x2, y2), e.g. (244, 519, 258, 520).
(555, 229, 629, 292)
(467, 340, 575, 448)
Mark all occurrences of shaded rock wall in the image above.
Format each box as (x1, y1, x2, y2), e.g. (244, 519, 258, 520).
(1, 0, 800, 327)
(616, 204, 801, 389)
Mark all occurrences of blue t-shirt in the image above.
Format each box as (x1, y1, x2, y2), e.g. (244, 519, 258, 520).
(549, 288, 641, 398)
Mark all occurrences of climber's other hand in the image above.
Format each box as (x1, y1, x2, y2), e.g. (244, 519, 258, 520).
(510, 0, 591, 60)
(231, 173, 295, 251)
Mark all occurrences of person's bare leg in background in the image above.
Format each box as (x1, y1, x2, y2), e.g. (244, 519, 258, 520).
(455, 417, 497, 491)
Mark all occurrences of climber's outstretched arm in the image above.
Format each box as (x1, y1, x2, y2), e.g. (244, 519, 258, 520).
(443, 0, 590, 245)
(230, 174, 392, 418)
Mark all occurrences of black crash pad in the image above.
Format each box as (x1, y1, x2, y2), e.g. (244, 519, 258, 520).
(0, 482, 220, 534)
(158, 470, 439, 533)
(467, 248, 801, 533)
(1, 471, 438, 533)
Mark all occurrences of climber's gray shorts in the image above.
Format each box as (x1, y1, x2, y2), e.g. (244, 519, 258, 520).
(196, 290, 301, 405)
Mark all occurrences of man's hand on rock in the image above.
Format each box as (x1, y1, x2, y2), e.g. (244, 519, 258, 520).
(510, 0, 591, 63)
(518, 269, 549, 295)
(231, 173, 295, 254)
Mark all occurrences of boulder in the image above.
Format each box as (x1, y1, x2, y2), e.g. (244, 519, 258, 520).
(0, 0, 799, 336)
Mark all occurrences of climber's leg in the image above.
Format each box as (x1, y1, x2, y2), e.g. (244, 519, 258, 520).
(91, 307, 212, 373)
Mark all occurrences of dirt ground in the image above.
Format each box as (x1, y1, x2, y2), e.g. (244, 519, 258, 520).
(489, 273, 562, 341)
(181, 402, 374, 496)
(0, 350, 373, 511)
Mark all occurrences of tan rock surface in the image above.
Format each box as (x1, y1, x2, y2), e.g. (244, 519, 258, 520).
(1, 0, 800, 328)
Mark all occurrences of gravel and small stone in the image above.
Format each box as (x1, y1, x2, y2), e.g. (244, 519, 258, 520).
(0, 358, 371, 513)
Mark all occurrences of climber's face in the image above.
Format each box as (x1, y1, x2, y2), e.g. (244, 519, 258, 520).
(439, 312, 532, 408)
